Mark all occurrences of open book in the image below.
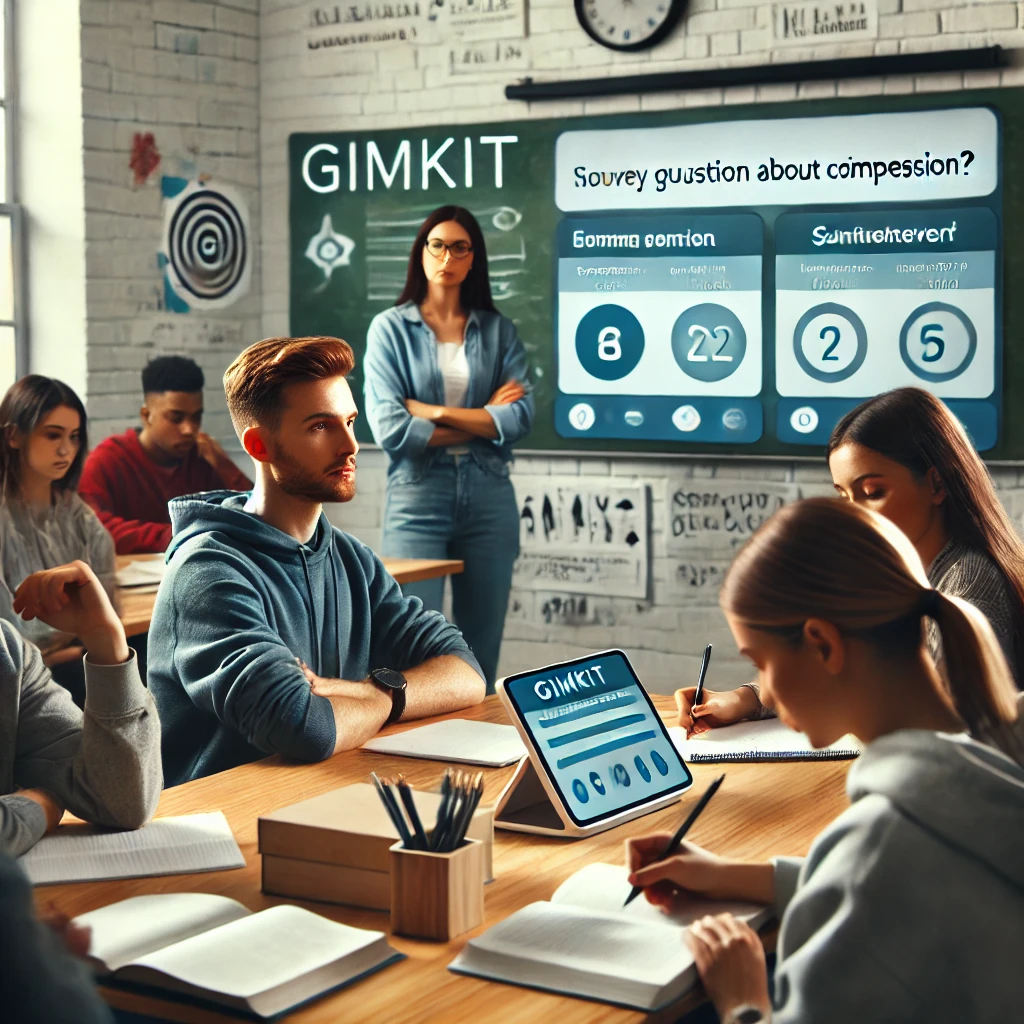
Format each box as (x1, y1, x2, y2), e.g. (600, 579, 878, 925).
(75, 893, 403, 1019)
(115, 559, 167, 589)
(449, 863, 771, 1012)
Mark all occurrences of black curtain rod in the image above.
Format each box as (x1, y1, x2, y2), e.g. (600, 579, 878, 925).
(505, 46, 1005, 102)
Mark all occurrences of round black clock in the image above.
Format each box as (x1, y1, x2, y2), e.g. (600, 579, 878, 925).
(575, 0, 687, 52)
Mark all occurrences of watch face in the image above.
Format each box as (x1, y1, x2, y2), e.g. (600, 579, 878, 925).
(373, 668, 406, 690)
(575, 0, 685, 52)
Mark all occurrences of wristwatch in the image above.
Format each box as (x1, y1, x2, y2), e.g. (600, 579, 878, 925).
(723, 1006, 767, 1024)
(370, 667, 408, 725)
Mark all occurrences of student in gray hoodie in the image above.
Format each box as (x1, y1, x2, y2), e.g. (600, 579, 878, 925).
(1, 559, 162, 857)
(149, 336, 486, 787)
(628, 499, 1024, 1024)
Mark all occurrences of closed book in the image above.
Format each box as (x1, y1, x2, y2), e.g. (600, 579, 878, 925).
(262, 855, 390, 911)
(258, 783, 494, 880)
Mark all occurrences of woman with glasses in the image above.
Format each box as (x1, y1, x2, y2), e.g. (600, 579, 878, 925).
(364, 206, 533, 690)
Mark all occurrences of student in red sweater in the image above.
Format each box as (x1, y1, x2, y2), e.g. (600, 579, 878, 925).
(79, 356, 252, 554)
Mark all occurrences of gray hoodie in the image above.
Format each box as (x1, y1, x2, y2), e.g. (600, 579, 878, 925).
(770, 730, 1024, 1022)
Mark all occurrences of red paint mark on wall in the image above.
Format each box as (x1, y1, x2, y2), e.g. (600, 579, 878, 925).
(130, 132, 161, 186)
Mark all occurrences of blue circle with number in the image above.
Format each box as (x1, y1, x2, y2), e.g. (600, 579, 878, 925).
(793, 303, 868, 383)
(575, 305, 645, 381)
(898, 302, 977, 383)
(671, 304, 746, 383)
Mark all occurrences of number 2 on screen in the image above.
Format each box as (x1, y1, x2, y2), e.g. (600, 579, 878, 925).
(819, 325, 841, 362)
(688, 325, 733, 363)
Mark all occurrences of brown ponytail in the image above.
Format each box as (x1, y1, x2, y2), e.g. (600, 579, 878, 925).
(722, 498, 1019, 755)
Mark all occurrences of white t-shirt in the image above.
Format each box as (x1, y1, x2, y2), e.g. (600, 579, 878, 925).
(436, 341, 470, 408)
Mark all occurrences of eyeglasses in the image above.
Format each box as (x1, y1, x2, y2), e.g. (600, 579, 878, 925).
(425, 238, 473, 259)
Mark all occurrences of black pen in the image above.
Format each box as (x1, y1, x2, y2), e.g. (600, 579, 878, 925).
(372, 772, 413, 848)
(397, 777, 429, 851)
(623, 773, 726, 907)
(692, 644, 713, 707)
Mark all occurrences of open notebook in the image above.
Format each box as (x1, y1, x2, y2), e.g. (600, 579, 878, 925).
(75, 893, 402, 1019)
(115, 559, 167, 589)
(671, 718, 860, 762)
(449, 863, 771, 1012)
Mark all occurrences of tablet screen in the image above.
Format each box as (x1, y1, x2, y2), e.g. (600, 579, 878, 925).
(502, 650, 693, 826)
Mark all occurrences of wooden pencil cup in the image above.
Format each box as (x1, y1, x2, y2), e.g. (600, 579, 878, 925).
(389, 838, 485, 941)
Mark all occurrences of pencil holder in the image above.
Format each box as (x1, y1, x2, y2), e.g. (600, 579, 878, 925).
(389, 838, 485, 941)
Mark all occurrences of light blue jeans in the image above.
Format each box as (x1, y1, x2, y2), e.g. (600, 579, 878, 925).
(381, 454, 519, 691)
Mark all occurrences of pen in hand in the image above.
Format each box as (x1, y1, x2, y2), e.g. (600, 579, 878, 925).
(692, 643, 713, 708)
(623, 773, 726, 907)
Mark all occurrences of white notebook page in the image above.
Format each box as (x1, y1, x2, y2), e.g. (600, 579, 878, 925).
(670, 718, 860, 761)
(20, 812, 245, 885)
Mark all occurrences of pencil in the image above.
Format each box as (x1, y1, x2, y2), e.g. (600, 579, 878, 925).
(371, 772, 413, 848)
(693, 644, 713, 707)
(397, 777, 428, 851)
(623, 774, 725, 907)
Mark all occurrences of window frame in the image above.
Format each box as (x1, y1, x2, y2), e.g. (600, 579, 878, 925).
(0, 0, 25, 380)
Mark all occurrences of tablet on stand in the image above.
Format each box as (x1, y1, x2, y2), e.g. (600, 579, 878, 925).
(494, 650, 693, 838)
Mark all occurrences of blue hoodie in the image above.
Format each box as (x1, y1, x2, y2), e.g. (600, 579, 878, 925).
(148, 491, 482, 786)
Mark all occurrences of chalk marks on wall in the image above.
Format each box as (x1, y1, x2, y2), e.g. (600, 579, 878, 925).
(305, 214, 356, 283)
(364, 202, 527, 303)
(512, 476, 650, 598)
(160, 177, 251, 313)
(665, 481, 798, 552)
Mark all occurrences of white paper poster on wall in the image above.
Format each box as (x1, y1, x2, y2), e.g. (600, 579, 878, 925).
(512, 476, 649, 598)
(303, 1, 437, 52)
(431, 0, 527, 40)
(773, 0, 877, 47)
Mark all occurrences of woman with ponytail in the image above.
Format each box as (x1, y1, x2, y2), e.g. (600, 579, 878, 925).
(628, 499, 1024, 1024)
(680, 386, 1024, 735)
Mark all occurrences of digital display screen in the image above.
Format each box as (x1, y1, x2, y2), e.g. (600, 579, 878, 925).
(503, 651, 692, 826)
(554, 106, 1002, 449)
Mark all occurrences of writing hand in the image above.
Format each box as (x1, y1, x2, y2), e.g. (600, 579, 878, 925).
(675, 685, 759, 738)
(625, 836, 737, 908)
(13, 562, 128, 666)
(688, 913, 770, 1021)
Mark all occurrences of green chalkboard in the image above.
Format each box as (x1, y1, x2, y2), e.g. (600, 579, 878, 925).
(288, 88, 1024, 460)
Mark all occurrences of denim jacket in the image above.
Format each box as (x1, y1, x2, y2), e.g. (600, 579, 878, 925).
(364, 302, 534, 480)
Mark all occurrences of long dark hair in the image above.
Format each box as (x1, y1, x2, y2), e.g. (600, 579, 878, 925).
(828, 387, 1024, 673)
(722, 498, 1020, 759)
(396, 206, 497, 312)
(0, 375, 89, 501)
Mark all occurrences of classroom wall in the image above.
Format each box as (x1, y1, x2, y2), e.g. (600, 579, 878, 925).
(258, 2, 1024, 692)
(77, 0, 260, 460)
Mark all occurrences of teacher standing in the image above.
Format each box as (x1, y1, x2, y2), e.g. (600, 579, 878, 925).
(364, 206, 533, 690)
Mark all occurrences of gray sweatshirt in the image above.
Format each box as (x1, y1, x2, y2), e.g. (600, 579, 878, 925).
(0, 620, 163, 857)
(0, 493, 118, 654)
(770, 730, 1024, 1022)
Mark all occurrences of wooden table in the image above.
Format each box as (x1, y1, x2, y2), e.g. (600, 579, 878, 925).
(36, 696, 853, 1024)
(116, 555, 464, 637)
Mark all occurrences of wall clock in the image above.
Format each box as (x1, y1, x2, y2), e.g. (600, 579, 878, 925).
(574, 0, 688, 52)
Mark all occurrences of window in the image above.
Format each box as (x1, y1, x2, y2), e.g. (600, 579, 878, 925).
(0, 0, 21, 394)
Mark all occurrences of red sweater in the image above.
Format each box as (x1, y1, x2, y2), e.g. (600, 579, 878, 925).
(79, 429, 252, 554)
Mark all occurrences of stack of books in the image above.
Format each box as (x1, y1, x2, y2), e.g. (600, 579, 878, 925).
(258, 783, 494, 911)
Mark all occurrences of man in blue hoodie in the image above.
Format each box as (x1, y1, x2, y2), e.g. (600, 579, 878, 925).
(148, 336, 486, 785)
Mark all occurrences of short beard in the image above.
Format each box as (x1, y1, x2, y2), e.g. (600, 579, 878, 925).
(271, 443, 356, 504)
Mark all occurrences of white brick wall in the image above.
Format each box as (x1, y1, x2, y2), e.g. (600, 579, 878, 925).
(81, 0, 260, 461)
(259, 0, 1024, 692)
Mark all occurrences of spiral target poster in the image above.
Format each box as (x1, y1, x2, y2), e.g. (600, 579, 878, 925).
(161, 181, 251, 311)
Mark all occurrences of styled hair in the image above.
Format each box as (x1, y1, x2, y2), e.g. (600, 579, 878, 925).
(828, 386, 1024, 673)
(721, 497, 1020, 757)
(0, 375, 89, 500)
(223, 335, 355, 433)
(396, 205, 497, 312)
(142, 355, 205, 395)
